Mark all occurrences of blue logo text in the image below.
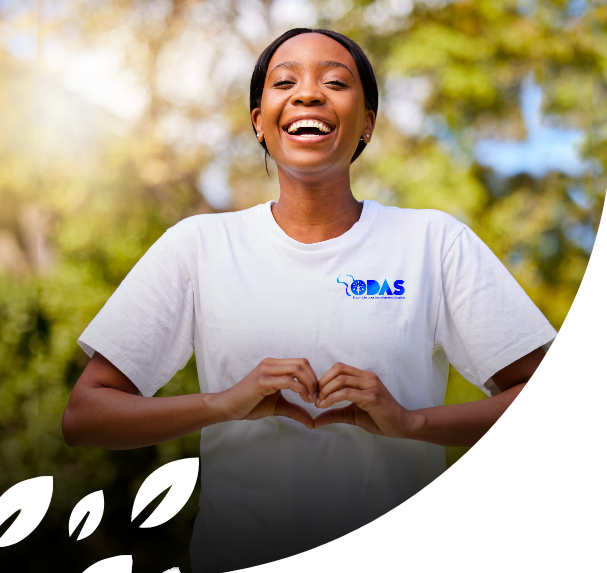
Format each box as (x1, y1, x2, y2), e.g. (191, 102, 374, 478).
(337, 275, 405, 298)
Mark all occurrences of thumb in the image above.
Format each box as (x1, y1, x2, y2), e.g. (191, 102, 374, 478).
(313, 405, 357, 429)
(274, 394, 315, 429)
(315, 405, 383, 435)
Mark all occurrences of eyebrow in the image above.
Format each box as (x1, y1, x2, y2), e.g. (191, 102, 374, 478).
(269, 59, 354, 78)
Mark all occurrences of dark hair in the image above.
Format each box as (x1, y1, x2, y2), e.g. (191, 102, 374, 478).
(249, 28, 379, 170)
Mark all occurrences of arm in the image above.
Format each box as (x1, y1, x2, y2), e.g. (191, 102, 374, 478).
(313, 347, 546, 447)
(62, 352, 221, 450)
(62, 353, 318, 450)
(403, 385, 525, 447)
(406, 346, 545, 446)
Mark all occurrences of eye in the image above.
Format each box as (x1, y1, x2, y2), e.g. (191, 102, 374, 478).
(325, 80, 348, 88)
(273, 79, 294, 88)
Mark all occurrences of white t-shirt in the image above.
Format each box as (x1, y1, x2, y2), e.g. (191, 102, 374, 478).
(79, 200, 556, 571)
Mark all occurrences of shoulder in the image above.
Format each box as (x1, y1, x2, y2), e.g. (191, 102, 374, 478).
(372, 202, 466, 230)
(369, 202, 468, 253)
(165, 203, 264, 244)
(146, 204, 265, 268)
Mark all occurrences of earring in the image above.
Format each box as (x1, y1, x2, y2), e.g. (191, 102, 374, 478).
(256, 133, 260, 137)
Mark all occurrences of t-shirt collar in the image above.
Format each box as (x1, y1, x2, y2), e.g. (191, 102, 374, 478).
(260, 199, 375, 252)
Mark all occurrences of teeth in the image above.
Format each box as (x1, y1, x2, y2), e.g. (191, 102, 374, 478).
(287, 120, 331, 134)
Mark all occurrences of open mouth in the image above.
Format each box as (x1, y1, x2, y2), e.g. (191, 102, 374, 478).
(284, 119, 334, 138)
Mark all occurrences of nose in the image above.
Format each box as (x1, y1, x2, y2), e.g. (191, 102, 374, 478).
(289, 78, 326, 106)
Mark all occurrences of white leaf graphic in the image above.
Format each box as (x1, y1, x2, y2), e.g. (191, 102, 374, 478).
(69, 490, 104, 540)
(131, 458, 199, 529)
(82, 555, 132, 573)
(162, 569, 181, 573)
(0, 476, 53, 547)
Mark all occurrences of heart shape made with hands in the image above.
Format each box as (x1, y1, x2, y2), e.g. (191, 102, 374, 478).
(235, 357, 409, 439)
(270, 361, 409, 439)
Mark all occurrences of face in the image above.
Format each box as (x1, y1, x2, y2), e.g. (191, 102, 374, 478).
(251, 33, 375, 179)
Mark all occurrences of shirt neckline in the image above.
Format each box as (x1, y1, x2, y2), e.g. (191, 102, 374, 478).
(260, 199, 375, 252)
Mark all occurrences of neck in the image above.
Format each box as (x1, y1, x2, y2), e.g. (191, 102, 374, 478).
(271, 166, 363, 244)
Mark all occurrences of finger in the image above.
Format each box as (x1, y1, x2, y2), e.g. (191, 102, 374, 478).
(287, 358, 319, 401)
(290, 359, 319, 403)
(264, 359, 318, 402)
(316, 375, 371, 406)
(318, 362, 370, 390)
(274, 394, 314, 429)
(317, 387, 372, 410)
(261, 375, 317, 406)
(260, 374, 307, 397)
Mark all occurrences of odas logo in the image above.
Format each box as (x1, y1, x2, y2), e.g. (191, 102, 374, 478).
(336, 274, 405, 298)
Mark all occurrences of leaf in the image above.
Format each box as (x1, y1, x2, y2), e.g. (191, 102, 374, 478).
(69, 490, 104, 541)
(0, 476, 53, 547)
(131, 458, 199, 529)
(82, 555, 132, 573)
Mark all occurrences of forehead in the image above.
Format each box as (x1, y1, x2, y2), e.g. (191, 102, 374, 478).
(267, 33, 359, 79)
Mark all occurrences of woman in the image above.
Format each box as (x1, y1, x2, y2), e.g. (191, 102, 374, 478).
(63, 29, 556, 572)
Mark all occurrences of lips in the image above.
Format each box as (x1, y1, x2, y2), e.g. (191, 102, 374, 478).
(282, 116, 336, 142)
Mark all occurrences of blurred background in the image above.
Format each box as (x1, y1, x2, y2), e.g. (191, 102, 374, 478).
(0, 0, 604, 571)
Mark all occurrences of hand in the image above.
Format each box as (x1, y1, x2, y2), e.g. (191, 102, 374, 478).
(214, 358, 318, 429)
(314, 362, 416, 438)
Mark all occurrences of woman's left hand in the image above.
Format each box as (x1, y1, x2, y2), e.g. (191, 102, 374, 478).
(313, 363, 418, 438)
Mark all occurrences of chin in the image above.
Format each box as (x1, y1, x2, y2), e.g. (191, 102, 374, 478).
(280, 160, 346, 179)
(276, 151, 352, 176)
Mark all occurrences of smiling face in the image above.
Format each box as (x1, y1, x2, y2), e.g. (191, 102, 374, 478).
(251, 33, 375, 180)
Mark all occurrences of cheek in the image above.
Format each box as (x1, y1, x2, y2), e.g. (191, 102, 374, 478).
(336, 95, 365, 131)
(259, 94, 283, 131)
(339, 111, 365, 148)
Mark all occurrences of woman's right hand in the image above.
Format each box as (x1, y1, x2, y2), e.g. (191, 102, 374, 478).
(212, 358, 318, 429)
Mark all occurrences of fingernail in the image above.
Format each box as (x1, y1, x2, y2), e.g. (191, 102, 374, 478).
(307, 393, 313, 402)
(319, 400, 326, 408)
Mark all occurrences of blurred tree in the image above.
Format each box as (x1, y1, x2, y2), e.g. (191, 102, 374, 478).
(0, 0, 603, 569)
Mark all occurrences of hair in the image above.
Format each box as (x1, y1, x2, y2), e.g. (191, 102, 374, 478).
(249, 28, 379, 171)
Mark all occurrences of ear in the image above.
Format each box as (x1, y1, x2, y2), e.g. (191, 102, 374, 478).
(363, 109, 376, 139)
(251, 108, 263, 140)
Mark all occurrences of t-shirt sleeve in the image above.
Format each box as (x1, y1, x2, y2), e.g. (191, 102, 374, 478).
(78, 231, 195, 397)
(434, 226, 557, 396)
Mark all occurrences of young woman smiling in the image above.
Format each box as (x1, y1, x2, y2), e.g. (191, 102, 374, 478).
(63, 29, 556, 572)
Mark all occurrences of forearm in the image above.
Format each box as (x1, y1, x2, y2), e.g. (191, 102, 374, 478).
(62, 388, 227, 450)
(404, 382, 526, 447)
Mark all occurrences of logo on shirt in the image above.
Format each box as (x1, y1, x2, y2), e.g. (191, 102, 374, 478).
(337, 274, 405, 299)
